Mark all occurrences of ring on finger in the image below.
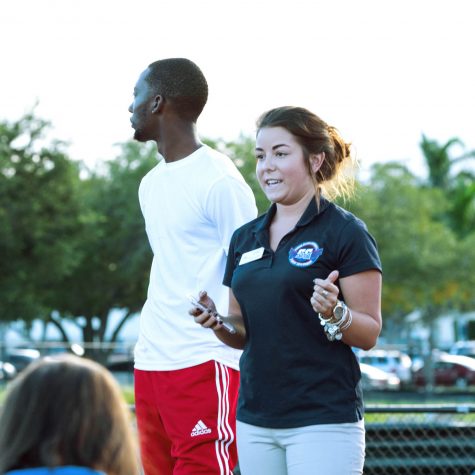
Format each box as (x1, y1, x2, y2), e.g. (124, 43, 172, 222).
(321, 289, 328, 298)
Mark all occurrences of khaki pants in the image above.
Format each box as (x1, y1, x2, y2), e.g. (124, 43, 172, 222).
(236, 419, 365, 475)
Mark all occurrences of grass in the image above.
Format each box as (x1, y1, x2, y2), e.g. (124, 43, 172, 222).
(0, 385, 6, 405)
(365, 388, 475, 404)
(121, 385, 135, 405)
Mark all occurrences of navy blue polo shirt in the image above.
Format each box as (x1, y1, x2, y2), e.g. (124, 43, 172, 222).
(223, 196, 382, 428)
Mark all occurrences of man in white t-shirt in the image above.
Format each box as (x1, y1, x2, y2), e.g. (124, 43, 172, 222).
(128, 58, 257, 475)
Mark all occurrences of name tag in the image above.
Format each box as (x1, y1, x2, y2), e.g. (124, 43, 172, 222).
(239, 247, 265, 265)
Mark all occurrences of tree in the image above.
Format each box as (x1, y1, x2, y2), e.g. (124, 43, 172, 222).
(49, 141, 156, 361)
(418, 135, 475, 386)
(420, 134, 475, 237)
(348, 161, 474, 389)
(0, 113, 84, 325)
(420, 134, 475, 190)
(347, 163, 459, 327)
(205, 136, 269, 213)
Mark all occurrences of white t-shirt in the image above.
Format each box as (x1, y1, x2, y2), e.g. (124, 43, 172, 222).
(134, 145, 258, 370)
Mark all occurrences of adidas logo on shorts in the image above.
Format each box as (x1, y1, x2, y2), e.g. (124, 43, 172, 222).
(191, 419, 212, 437)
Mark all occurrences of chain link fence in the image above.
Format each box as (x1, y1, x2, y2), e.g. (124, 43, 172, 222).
(230, 404, 475, 475)
(364, 404, 475, 474)
(2, 339, 474, 474)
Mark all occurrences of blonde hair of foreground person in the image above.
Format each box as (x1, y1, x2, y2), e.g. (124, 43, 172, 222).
(0, 354, 139, 475)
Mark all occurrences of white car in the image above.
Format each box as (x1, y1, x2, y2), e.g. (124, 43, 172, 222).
(450, 340, 475, 359)
(359, 363, 401, 391)
(357, 349, 412, 386)
(0, 361, 17, 382)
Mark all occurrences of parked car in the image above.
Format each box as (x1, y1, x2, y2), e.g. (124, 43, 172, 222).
(450, 340, 475, 359)
(359, 363, 401, 391)
(0, 361, 17, 382)
(5, 348, 41, 373)
(357, 349, 412, 386)
(412, 352, 475, 388)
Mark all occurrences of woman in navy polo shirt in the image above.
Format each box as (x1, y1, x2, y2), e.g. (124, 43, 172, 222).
(190, 106, 382, 475)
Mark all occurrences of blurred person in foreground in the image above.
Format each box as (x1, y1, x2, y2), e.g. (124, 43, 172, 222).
(0, 354, 139, 475)
(190, 106, 382, 475)
(128, 58, 257, 474)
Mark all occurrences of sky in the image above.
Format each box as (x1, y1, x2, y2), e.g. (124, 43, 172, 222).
(1, 0, 474, 179)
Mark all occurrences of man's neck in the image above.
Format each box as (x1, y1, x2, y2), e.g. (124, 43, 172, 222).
(157, 122, 202, 163)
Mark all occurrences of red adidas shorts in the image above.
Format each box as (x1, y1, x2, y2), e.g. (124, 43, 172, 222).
(135, 360, 239, 475)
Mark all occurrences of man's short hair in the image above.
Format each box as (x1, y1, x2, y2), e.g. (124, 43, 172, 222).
(146, 58, 208, 122)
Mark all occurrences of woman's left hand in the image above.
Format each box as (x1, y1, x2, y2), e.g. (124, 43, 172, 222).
(310, 270, 339, 318)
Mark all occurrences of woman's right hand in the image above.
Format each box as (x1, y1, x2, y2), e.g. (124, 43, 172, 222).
(188, 290, 223, 331)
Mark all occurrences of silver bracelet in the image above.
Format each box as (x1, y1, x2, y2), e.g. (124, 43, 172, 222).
(318, 301, 347, 326)
(318, 301, 352, 341)
(339, 309, 353, 332)
(340, 309, 353, 332)
(317, 312, 337, 325)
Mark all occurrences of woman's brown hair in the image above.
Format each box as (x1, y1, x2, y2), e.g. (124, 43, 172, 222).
(0, 354, 139, 475)
(256, 106, 356, 201)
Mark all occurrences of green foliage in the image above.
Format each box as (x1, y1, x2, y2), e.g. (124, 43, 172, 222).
(420, 134, 475, 237)
(0, 113, 157, 357)
(346, 162, 467, 322)
(446, 171, 475, 237)
(204, 136, 269, 214)
(0, 113, 84, 323)
(2, 112, 475, 357)
(420, 135, 463, 190)
(52, 141, 156, 356)
(456, 232, 475, 311)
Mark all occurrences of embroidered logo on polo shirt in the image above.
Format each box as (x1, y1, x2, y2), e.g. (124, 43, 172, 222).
(288, 241, 323, 267)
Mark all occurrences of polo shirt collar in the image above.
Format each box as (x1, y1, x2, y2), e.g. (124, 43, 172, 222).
(252, 194, 330, 246)
(252, 204, 274, 248)
(255, 203, 276, 232)
(295, 195, 330, 227)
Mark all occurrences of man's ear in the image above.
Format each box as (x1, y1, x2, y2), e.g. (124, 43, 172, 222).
(310, 152, 325, 173)
(151, 95, 164, 114)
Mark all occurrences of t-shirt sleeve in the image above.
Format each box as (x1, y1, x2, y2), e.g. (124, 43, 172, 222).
(204, 175, 257, 255)
(336, 218, 382, 278)
(138, 175, 147, 215)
